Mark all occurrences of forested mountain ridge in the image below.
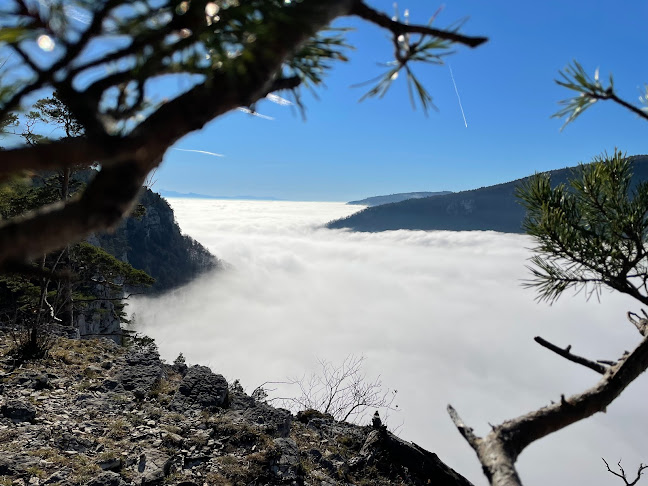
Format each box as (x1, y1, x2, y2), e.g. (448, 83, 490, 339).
(328, 155, 648, 233)
(89, 187, 220, 293)
(347, 191, 453, 207)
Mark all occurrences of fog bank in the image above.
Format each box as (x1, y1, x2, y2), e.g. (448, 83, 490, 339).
(130, 199, 646, 486)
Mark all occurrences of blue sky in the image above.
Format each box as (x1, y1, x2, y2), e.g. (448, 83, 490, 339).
(154, 0, 648, 201)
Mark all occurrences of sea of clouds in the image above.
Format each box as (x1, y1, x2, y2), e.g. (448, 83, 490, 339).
(129, 199, 647, 486)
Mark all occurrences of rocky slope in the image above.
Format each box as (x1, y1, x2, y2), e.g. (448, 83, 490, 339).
(0, 336, 473, 486)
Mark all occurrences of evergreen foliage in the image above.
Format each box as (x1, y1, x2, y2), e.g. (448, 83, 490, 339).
(0, 93, 158, 353)
(518, 151, 648, 305)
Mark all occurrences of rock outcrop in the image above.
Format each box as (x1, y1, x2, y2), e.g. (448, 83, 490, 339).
(0, 336, 473, 486)
(170, 365, 229, 412)
(89, 187, 221, 293)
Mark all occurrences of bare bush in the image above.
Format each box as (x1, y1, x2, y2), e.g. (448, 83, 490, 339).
(261, 354, 398, 424)
(603, 459, 648, 486)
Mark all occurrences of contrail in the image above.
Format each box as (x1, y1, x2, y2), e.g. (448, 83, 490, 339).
(172, 148, 224, 157)
(448, 63, 468, 128)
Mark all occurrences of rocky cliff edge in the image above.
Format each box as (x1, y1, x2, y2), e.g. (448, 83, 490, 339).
(0, 336, 473, 486)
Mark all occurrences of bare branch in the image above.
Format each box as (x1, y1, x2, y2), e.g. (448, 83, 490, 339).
(627, 311, 648, 336)
(592, 91, 648, 122)
(264, 76, 302, 96)
(73, 292, 144, 302)
(447, 405, 480, 450)
(534, 336, 607, 374)
(266, 354, 398, 424)
(603, 458, 648, 486)
(451, 333, 648, 486)
(0, 136, 119, 174)
(352, 1, 487, 48)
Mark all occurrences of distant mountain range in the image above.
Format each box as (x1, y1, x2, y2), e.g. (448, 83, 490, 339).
(327, 155, 648, 233)
(348, 191, 453, 207)
(160, 190, 282, 201)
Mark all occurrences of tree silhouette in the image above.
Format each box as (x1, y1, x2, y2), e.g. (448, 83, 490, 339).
(0, 0, 486, 265)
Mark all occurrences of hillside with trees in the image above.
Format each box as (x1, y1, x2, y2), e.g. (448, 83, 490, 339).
(347, 191, 453, 207)
(328, 155, 648, 233)
(90, 186, 220, 293)
(0, 92, 219, 348)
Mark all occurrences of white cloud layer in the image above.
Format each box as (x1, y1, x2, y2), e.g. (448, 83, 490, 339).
(129, 199, 647, 486)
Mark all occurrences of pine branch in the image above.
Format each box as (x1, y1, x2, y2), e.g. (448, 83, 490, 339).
(352, 1, 487, 48)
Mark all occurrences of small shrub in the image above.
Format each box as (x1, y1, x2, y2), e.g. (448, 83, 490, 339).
(10, 323, 55, 362)
(106, 418, 129, 439)
(25, 466, 47, 479)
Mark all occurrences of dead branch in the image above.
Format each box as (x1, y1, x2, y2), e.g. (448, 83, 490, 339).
(449, 330, 648, 486)
(534, 336, 607, 374)
(603, 458, 648, 486)
(628, 311, 648, 335)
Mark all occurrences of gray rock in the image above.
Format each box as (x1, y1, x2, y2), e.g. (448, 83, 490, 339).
(1, 399, 36, 422)
(43, 470, 70, 484)
(97, 457, 122, 472)
(33, 373, 51, 390)
(242, 402, 292, 438)
(271, 437, 301, 481)
(357, 429, 475, 486)
(118, 348, 163, 399)
(137, 449, 172, 485)
(101, 378, 119, 391)
(84, 472, 128, 486)
(183, 455, 210, 470)
(169, 366, 229, 412)
(55, 431, 95, 453)
(0, 454, 39, 475)
(228, 388, 256, 410)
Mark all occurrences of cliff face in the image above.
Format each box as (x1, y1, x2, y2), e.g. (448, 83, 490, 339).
(0, 336, 474, 486)
(89, 188, 220, 293)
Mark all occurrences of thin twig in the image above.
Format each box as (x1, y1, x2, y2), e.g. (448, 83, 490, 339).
(603, 458, 648, 486)
(534, 336, 607, 374)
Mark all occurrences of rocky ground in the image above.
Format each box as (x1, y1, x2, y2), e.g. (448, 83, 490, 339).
(0, 336, 473, 486)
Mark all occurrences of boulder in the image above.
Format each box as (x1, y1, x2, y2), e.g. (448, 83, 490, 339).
(1, 399, 36, 422)
(242, 402, 292, 438)
(354, 428, 474, 486)
(169, 365, 228, 412)
(118, 347, 163, 399)
(0, 454, 40, 475)
(85, 472, 128, 486)
(271, 437, 301, 482)
(137, 449, 172, 485)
